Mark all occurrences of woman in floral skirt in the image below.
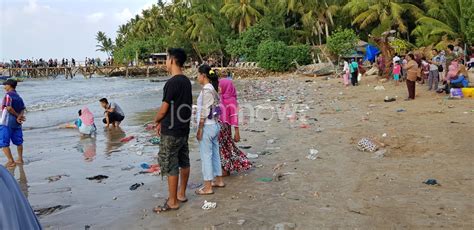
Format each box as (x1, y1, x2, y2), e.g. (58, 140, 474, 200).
(218, 77, 251, 176)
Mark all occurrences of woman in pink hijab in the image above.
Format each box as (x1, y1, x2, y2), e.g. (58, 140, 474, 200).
(218, 77, 251, 176)
(446, 60, 459, 82)
(75, 107, 96, 137)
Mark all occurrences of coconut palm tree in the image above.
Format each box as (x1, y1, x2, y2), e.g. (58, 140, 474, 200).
(343, 0, 423, 36)
(96, 31, 115, 57)
(412, 0, 473, 45)
(220, 0, 263, 33)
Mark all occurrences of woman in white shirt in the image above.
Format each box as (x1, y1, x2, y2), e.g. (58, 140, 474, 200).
(195, 64, 224, 195)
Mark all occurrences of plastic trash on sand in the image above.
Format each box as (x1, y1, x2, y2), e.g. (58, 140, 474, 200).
(246, 152, 259, 159)
(374, 86, 385, 91)
(202, 200, 217, 210)
(357, 138, 378, 152)
(120, 136, 135, 143)
(306, 149, 319, 160)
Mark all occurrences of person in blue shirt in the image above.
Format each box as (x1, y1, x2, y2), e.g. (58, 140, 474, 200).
(0, 79, 26, 168)
(350, 59, 359, 86)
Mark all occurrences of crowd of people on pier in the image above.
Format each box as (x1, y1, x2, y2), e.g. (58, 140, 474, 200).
(1, 57, 114, 69)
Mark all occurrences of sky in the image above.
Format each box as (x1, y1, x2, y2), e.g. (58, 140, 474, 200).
(0, 0, 161, 61)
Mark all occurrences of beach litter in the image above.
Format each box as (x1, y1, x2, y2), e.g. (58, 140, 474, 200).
(423, 179, 440, 186)
(46, 174, 69, 183)
(86, 175, 108, 181)
(130, 182, 144, 191)
(120, 136, 135, 143)
(256, 177, 273, 182)
(306, 149, 319, 160)
(396, 108, 406, 112)
(272, 162, 286, 172)
(357, 138, 378, 152)
(149, 137, 160, 145)
(239, 145, 252, 149)
(374, 86, 385, 91)
(384, 97, 396, 102)
(274, 222, 296, 230)
(202, 200, 217, 210)
(121, 165, 135, 171)
(267, 139, 276, 144)
(139, 164, 160, 174)
(246, 152, 259, 159)
(34, 205, 71, 217)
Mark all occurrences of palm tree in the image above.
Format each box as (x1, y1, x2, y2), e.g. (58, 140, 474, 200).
(220, 0, 263, 33)
(96, 31, 115, 57)
(343, 0, 423, 36)
(412, 0, 473, 45)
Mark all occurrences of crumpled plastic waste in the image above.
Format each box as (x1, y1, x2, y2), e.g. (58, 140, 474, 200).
(357, 138, 378, 152)
(129, 182, 144, 191)
(306, 149, 319, 160)
(149, 137, 160, 145)
(120, 136, 135, 143)
(202, 200, 217, 210)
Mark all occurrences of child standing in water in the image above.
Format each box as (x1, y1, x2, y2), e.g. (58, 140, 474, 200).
(75, 107, 96, 137)
(393, 61, 401, 86)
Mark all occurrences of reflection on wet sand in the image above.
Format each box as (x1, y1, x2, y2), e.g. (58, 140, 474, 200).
(104, 127, 126, 154)
(6, 164, 29, 198)
(76, 137, 97, 162)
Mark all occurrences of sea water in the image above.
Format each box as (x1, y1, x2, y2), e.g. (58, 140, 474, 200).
(16, 76, 167, 129)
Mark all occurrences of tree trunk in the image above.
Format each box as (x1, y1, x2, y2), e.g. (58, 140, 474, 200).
(318, 32, 322, 46)
(325, 23, 329, 39)
(192, 43, 204, 63)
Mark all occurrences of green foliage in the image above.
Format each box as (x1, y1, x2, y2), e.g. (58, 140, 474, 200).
(96, 31, 115, 57)
(105, 0, 467, 70)
(326, 28, 358, 57)
(289, 44, 312, 66)
(256, 41, 311, 71)
(389, 38, 414, 54)
(257, 40, 291, 71)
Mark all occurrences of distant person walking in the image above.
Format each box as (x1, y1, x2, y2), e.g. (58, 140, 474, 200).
(0, 79, 26, 167)
(343, 60, 350, 87)
(99, 98, 125, 128)
(350, 59, 359, 86)
(153, 48, 193, 213)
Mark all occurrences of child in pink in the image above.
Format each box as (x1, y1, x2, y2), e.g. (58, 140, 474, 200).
(393, 61, 401, 86)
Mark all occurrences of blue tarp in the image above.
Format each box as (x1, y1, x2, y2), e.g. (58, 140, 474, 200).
(364, 44, 380, 62)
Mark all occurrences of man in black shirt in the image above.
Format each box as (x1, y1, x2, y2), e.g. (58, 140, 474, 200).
(153, 48, 192, 213)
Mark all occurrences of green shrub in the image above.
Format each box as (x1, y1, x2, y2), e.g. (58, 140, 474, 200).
(327, 28, 358, 57)
(289, 44, 312, 66)
(257, 40, 291, 72)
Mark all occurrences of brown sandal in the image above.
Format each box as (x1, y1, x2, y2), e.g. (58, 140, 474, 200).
(153, 199, 179, 214)
(195, 187, 214, 195)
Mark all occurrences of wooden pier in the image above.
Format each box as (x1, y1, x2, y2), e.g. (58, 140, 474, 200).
(5, 65, 168, 79)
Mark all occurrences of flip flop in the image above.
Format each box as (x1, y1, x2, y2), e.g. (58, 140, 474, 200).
(195, 187, 214, 195)
(178, 198, 188, 203)
(211, 183, 226, 188)
(153, 199, 179, 214)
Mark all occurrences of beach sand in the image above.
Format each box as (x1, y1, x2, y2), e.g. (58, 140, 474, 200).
(5, 74, 473, 229)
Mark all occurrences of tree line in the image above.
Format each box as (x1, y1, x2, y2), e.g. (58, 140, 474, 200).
(95, 0, 473, 70)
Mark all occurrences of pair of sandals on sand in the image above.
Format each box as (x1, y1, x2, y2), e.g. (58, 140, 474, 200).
(153, 182, 225, 213)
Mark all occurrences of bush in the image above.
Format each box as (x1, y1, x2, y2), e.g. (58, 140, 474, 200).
(289, 44, 312, 66)
(327, 28, 358, 57)
(257, 41, 291, 72)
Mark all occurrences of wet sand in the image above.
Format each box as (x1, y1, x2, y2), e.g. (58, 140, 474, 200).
(4, 74, 474, 229)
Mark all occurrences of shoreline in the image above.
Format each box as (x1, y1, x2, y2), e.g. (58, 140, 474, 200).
(4, 73, 473, 229)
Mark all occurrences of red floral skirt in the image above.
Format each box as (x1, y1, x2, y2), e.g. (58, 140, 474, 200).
(218, 123, 252, 173)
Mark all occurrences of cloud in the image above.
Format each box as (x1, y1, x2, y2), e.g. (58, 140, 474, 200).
(86, 12, 105, 23)
(115, 8, 133, 23)
(23, 0, 50, 13)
